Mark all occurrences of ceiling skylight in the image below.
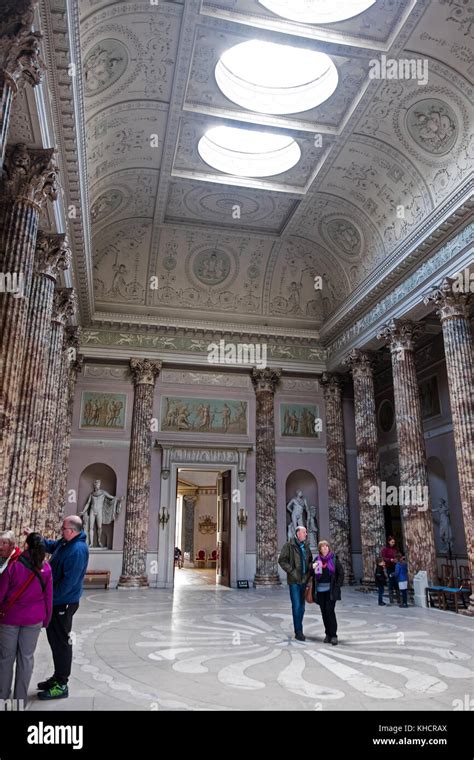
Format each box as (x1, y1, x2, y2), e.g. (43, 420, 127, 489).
(198, 126, 301, 177)
(215, 40, 338, 115)
(257, 0, 376, 25)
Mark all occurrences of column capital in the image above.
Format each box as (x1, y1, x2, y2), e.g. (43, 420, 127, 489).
(320, 372, 346, 396)
(2, 144, 58, 207)
(343, 348, 375, 378)
(0, 0, 38, 30)
(52, 288, 76, 326)
(251, 367, 281, 393)
(129, 358, 161, 386)
(1, 26, 45, 91)
(34, 231, 71, 280)
(377, 318, 423, 353)
(424, 277, 471, 321)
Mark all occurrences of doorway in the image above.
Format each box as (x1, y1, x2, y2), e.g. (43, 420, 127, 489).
(173, 468, 232, 588)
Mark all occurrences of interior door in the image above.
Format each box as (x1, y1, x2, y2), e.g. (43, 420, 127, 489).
(217, 470, 231, 586)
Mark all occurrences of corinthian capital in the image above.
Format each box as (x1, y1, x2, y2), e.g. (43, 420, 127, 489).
(34, 232, 71, 280)
(129, 358, 161, 386)
(424, 277, 471, 321)
(320, 372, 346, 398)
(251, 367, 281, 393)
(343, 348, 374, 378)
(1, 26, 45, 90)
(52, 287, 76, 326)
(2, 144, 58, 206)
(377, 319, 423, 354)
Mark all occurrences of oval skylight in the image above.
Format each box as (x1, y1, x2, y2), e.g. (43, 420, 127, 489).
(198, 126, 301, 177)
(215, 41, 338, 115)
(258, 0, 376, 25)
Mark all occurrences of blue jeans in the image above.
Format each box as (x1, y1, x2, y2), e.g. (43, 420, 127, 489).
(378, 587, 384, 604)
(289, 583, 306, 634)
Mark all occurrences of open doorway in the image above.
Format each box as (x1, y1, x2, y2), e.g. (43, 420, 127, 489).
(174, 469, 232, 587)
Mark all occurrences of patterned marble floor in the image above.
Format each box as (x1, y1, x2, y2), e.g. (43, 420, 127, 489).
(27, 577, 474, 711)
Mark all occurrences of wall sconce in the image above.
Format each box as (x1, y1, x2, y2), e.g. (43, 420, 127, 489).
(159, 507, 169, 529)
(237, 508, 248, 531)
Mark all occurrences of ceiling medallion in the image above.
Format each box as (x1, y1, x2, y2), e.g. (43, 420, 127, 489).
(257, 0, 376, 24)
(405, 99, 458, 156)
(322, 217, 362, 257)
(198, 126, 301, 177)
(83, 39, 128, 97)
(193, 249, 231, 286)
(215, 40, 338, 115)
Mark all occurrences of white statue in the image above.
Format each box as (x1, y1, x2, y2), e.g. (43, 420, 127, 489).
(307, 505, 319, 549)
(80, 479, 123, 548)
(432, 498, 453, 553)
(286, 490, 308, 540)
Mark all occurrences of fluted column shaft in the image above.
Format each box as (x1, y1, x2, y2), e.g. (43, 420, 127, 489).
(48, 327, 82, 530)
(321, 373, 354, 584)
(378, 320, 437, 583)
(57, 347, 83, 522)
(251, 367, 282, 586)
(32, 288, 76, 534)
(118, 359, 161, 588)
(0, 145, 58, 525)
(5, 233, 70, 533)
(0, 11, 45, 169)
(344, 350, 385, 585)
(425, 279, 474, 613)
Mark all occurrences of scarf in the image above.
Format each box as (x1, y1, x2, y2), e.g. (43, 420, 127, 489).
(314, 551, 335, 579)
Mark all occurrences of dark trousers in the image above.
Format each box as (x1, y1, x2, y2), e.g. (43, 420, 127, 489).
(316, 592, 337, 638)
(377, 586, 385, 604)
(388, 573, 399, 600)
(289, 583, 306, 634)
(400, 589, 408, 605)
(46, 603, 79, 685)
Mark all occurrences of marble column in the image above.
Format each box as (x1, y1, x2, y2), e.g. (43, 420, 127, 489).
(344, 350, 385, 586)
(251, 367, 282, 586)
(378, 319, 437, 583)
(5, 232, 70, 534)
(118, 359, 161, 588)
(32, 288, 76, 534)
(0, 145, 58, 524)
(321, 372, 355, 584)
(0, 9, 45, 169)
(424, 279, 474, 613)
(48, 327, 82, 530)
(183, 495, 196, 561)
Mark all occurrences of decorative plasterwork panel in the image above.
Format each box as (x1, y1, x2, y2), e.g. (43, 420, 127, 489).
(83, 364, 130, 380)
(160, 370, 252, 388)
(164, 180, 299, 234)
(94, 219, 153, 305)
(90, 170, 158, 231)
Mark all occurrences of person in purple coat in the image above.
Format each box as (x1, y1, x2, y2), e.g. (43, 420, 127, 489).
(0, 533, 53, 704)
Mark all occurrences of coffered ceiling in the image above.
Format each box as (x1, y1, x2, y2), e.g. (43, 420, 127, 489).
(8, 0, 474, 343)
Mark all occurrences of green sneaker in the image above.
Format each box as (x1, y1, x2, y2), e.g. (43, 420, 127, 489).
(37, 681, 69, 700)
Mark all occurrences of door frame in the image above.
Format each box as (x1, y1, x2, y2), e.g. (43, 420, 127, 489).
(155, 453, 246, 589)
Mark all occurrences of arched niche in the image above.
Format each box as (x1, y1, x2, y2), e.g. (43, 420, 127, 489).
(427, 457, 451, 554)
(78, 463, 118, 549)
(285, 469, 318, 545)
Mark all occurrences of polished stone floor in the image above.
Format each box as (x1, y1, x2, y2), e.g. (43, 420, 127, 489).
(27, 569, 474, 711)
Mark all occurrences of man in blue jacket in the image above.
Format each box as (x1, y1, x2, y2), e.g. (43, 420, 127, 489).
(25, 515, 89, 699)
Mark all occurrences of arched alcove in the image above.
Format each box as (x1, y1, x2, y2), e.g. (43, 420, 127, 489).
(78, 463, 118, 549)
(427, 457, 451, 554)
(285, 469, 318, 545)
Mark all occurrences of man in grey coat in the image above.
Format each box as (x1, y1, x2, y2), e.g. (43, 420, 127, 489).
(278, 526, 313, 641)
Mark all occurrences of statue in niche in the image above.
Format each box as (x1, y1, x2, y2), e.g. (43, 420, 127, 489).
(432, 498, 454, 554)
(80, 480, 123, 548)
(286, 490, 308, 541)
(307, 505, 319, 550)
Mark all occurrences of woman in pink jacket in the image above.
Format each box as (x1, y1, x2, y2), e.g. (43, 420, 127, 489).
(0, 533, 53, 704)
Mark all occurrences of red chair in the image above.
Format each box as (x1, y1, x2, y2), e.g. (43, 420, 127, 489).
(208, 549, 217, 568)
(195, 550, 206, 568)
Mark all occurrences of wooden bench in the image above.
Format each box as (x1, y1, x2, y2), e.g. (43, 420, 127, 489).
(83, 570, 110, 589)
(426, 585, 469, 613)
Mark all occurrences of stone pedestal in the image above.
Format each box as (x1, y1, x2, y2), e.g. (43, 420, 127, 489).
(251, 367, 282, 587)
(321, 373, 355, 584)
(344, 350, 385, 586)
(378, 319, 437, 584)
(118, 359, 161, 588)
(425, 279, 474, 614)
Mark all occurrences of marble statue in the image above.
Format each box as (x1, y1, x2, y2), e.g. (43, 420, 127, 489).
(80, 480, 123, 548)
(286, 490, 308, 540)
(307, 505, 319, 549)
(432, 498, 454, 554)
